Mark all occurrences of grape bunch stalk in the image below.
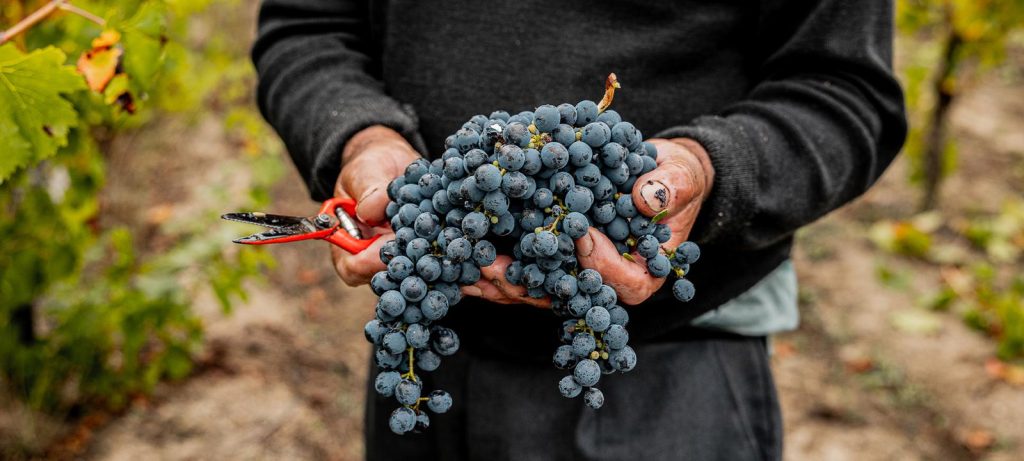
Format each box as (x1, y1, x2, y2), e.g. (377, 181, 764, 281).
(365, 74, 700, 434)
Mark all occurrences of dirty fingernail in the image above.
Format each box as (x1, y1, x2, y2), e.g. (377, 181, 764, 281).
(640, 180, 669, 212)
(578, 233, 595, 257)
(463, 286, 482, 297)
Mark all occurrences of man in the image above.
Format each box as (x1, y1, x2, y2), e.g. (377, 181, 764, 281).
(253, 1, 906, 459)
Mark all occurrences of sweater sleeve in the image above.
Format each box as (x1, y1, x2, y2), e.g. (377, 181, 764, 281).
(657, 0, 907, 249)
(252, 0, 426, 200)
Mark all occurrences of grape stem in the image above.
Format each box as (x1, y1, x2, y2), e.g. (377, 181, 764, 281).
(401, 347, 417, 381)
(597, 73, 620, 113)
(0, 0, 105, 45)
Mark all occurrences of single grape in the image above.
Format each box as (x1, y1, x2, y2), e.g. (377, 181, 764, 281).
(608, 305, 629, 327)
(404, 324, 430, 349)
(675, 241, 701, 264)
(574, 359, 602, 387)
(540, 142, 570, 170)
(565, 185, 595, 213)
(416, 255, 442, 282)
(375, 371, 401, 397)
(585, 305, 611, 332)
(364, 318, 387, 344)
(395, 378, 422, 405)
(400, 276, 428, 302)
(416, 350, 441, 371)
(497, 144, 526, 171)
(382, 329, 408, 354)
(431, 327, 460, 356)
(472, 240, 497, 266)
(584, 387, 605, 409)
(458, 262, 481, 284)
(533, 231, 559, 257)
(647, 254, 671, 278)
(370, 272, 398, 296)
(378, 290, 406, 317)
(609, 346, 637, 372)
(672, 278, 696, 302)
(604, 324, 629, 350)
(572, 333, 597, 358)
(420, 290, 450, 321)
(503, 122, 531, 147)
(559, 375, 583, 398)
(462, 211, 490, 239)
(635, 234, 660, 259)
(592, 285, 617, 308)
(427, 390, 453, 413)
(575, 100, 599, 125)
(581, 122, 611, 147)
(389, 407, 417, 435)
(562, 212, 590, 239)
(577, 269, 603, 294)
(553, 344, 577, 369)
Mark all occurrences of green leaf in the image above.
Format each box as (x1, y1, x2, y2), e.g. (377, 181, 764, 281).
(0, 45, 86, 182)
(116, 3, 168, 91)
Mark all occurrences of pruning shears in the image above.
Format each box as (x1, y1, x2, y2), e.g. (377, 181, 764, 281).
(221, 197, 380, 254)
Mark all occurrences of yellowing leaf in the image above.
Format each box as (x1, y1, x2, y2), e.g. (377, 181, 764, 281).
(77, 47, 123, 92)
(0, 44, 86, 183)
(92, 30, 122, 49)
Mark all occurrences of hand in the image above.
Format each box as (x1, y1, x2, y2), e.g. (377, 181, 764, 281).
(462, 255, 552, 308)
(576, 138, 714, 305)
(331, 126, 420, 286)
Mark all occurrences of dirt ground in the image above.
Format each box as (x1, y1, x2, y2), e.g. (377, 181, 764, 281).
(3, 18, 1022, 458)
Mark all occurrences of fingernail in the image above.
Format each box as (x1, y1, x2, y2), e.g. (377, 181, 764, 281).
(640, 180, 669, 212)
(463, 286, 482, 297)
(355, 187, 380, 222)
(578, 233, 595, 257)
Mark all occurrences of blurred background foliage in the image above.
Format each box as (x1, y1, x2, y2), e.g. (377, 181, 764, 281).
(0, 0, 281, 416)
(0, 0, 1022, 458)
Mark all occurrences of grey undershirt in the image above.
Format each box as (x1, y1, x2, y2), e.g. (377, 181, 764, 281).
(691, 259, 799, 337)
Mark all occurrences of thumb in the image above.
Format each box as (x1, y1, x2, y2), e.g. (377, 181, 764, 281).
(631, 140, 705, 219)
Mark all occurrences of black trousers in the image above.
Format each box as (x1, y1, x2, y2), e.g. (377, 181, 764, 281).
(365, 334, 782, 461)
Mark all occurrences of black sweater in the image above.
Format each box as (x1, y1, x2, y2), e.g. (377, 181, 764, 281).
(253, 0, 906, 358)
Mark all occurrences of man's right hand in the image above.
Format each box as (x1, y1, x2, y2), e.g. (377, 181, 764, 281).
(331, 125, 420, 286)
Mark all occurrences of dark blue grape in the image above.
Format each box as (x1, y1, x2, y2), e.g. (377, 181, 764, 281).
(378, 290, 405, 317)
(389, 407, 417, 435)
(559, 375, 582, 398)
(585, 305, 611, 332)
(675, 241, 701, 264)
(533, 104, 561, 132)
(364, 318, 386, 344)
(592, 285, 617, 308)
(473, 240, 497, 266)
(540, 142, 570, 170)
(597, 109, 621, 126)
(551, 124, 576, 146)
(575, 100, 599, 126)
(581, 122, 611, 147)
(427, 390, 452, 413)
(383, 329, 407, 354)
(461, 211, 489, 239)
(672, 278, 695, 302)
(400, 276, 428, 302)
(420, 290, 449, 321)
(521, 148, 542, 175)
(387, 256, 414, 280)
(565, 186, 595, 213)
(562, 212, 590, 239)
(375, 370, 401, 397)
(553, 344, 577, 369)
(604, 324, 629, 350)
(458, 262, 481, 284)
(608, 305, 629, 327)
(500, 171, 530, 199)
(406, 323, 430, 349)
(497, 144, 526, 171)
(416, 350, 441, 371)
(370, 271, 398, 296)
(574, 359, 601, 387)
(629, 215, 653, 236)
(416, 255, 442, 282)
(611, 121, 642, 150)
(395, 378, 422, 405)
(572, 333, 596, 358)
(503, 122, 531, 147)
(653, 224, 671, 243)
(431, 327, 460, 356)
(635, 234, 660, 259)
(609, 346, 637, 372)
(584, 387, 605, 409)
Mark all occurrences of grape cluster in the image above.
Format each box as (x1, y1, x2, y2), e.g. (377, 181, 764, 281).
(365, 75, 700, 434)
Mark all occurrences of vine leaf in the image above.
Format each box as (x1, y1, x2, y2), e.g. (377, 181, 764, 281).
(77, 30, 123, 92)
(0, 44, 86, 183)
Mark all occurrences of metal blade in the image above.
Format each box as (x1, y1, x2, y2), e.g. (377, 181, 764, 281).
(232, 228, 303, 244)
(221, 212, 306, 229)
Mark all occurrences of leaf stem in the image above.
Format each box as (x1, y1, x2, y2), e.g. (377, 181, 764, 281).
(1, 0, 105, 46)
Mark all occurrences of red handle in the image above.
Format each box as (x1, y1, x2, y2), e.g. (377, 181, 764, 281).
(319, 197, 381, 254)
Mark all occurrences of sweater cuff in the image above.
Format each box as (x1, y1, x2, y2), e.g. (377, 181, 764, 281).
(308, 98, 426, 200)
(655, 116, 759, 244)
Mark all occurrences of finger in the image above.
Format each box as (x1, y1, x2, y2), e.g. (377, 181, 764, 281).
(576, 228, 664, 305)
(478, 256, 551, 308)
(462, 280, 519, 304)
(331, 236, 388, 286)
(632, 139, 703, 219)
(341, 151, 418, 225)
